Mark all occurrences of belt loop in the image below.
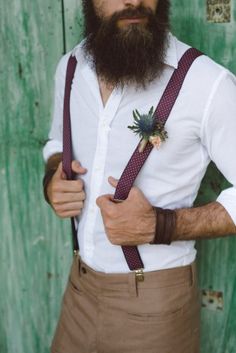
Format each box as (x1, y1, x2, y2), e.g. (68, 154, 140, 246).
(190, 261, 196, 287)
(75, 252, 81, 277)
(128, 272, 138, 297)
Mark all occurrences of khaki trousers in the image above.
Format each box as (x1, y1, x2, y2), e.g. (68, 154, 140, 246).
(51, 255, 200, 353)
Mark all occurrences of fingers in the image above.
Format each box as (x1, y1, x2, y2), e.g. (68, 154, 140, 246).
(48, 160, 87, 219)
(51, 190, 86, 204)
(107, 176, 140, 203)
(71, 160, 87, 175)
(52, 188, 86, 218)
(127, 185, 143, 200)
(98, 177, 143, 209)
(51, 179, 84, 194)
(108, 174, 143, 202)
(54, 201, 84, 213)
(108, 176, 119, 188)
(55, 201, 84, 218)
(96, 194, 115, 210)
(54, 162, 67, 180)
(59, 210, 82, 218)
(54, 160, 87, 182)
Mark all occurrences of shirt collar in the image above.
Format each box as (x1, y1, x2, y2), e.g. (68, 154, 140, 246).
(163, 33, 178, 69)
(72, 32, 178, 70)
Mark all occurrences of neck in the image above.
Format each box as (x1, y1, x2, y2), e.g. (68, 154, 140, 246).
(98, 77, 115, 106)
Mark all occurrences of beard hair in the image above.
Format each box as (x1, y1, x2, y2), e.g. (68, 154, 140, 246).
(82, 0, 170, 88)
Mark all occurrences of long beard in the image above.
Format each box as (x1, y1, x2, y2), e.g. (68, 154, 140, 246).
(82, 1, 170, 88)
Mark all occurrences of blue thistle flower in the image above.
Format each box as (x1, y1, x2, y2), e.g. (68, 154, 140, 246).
(128, 107, 155, 139)
(128, 106, 168, 152)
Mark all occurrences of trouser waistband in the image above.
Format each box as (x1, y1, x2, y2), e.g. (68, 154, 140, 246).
(73, 255, 196, 298)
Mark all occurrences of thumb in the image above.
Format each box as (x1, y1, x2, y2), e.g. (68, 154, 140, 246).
(53, 162, 67, 180)
(96, 194, 116, 209)
(108, 176, 119, 189)
(127, 185, 144, 201)
(71, 160, 87, 175)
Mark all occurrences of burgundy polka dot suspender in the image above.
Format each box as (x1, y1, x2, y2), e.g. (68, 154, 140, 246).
(62, 48, 203, 269)
(61, 55, 79, 253)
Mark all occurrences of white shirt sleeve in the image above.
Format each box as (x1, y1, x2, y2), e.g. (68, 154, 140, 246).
(42, 53, 71, 161)
(201, 70, 236, 225)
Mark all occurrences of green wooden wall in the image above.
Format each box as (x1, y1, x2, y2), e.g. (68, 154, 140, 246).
(0, 1, 83, 352)
(171, 1, 236, 352)
(0, 1, 235, 352)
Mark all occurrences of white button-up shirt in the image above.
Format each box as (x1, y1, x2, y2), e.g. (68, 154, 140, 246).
(43, 34, 236, 273)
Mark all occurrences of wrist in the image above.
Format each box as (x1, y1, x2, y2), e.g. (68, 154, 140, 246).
(43, 153, 62, 204)
(150, 207, 176, 245)
(42, 169, 57, 204)
(147, 207, 156, 243)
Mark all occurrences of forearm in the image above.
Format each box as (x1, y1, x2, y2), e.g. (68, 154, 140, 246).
(45, 153, 62, 172)
(96, 183, 236, 246)
(43, 153, 62, 203)
(174, 201, 236, 241)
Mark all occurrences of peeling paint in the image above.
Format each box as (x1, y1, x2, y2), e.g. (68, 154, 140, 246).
(32, 236, 45, 246)
(0, 1, 75, 353)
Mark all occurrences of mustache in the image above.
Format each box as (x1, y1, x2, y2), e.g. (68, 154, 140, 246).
(106, 6, 154, 22)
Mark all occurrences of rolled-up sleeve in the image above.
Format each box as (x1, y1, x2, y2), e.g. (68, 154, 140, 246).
(43, 53, 71, 162)
(201, 70, 236, 225)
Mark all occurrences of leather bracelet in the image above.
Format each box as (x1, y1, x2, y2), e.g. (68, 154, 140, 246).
(150, 207, 176, 245)
(42, 169, 57, 204)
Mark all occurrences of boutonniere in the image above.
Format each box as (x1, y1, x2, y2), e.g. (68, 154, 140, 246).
(128, 107, 168, 152)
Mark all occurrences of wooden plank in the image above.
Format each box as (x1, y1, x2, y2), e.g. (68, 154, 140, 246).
(0, 0, 64, 145)
(195, 164, 236, 353)
(63, 0, 84, 51)
(171, 0, 236, 73)
(0, 146, 72, 353)
(0, 0, 74, 352)
(171, 2, 236, 352)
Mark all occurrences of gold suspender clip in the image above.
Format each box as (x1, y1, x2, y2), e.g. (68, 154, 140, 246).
(135, 268, 144, 282)
(73, 249, 79, 257)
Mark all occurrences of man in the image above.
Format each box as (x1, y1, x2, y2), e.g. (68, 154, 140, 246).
(43, 0, 236, 352)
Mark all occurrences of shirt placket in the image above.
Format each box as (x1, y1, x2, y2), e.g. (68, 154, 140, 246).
(83, 89, 124, 261)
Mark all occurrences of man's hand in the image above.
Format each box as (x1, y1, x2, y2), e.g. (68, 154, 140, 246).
(96, 177, 155, 246)
(47, 161, 87, 218)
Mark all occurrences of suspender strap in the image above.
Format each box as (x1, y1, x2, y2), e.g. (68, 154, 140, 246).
(62, 55, 79, 252)
(114, 48, 203, 270)
(62, 48, 203, 267)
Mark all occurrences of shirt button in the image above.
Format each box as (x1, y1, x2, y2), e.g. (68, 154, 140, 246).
(104, 126, 111, 132)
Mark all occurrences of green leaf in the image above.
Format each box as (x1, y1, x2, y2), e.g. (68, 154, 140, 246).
(135, 109, 142, 119)
(133, 111, 137, 120)
(149, 106, 154, 116)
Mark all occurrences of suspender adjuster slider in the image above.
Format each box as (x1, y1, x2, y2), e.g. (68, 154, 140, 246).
(135, 269, 144, 282)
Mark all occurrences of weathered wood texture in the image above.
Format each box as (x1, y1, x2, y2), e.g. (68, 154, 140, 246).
(0, 1, 79, 352)
(63, 0, 84, 51)
(171, 1, 236, 352)
(1, 1, 236, 353)
(195, 166, 236, 353)
(171, 0, 236, 73)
